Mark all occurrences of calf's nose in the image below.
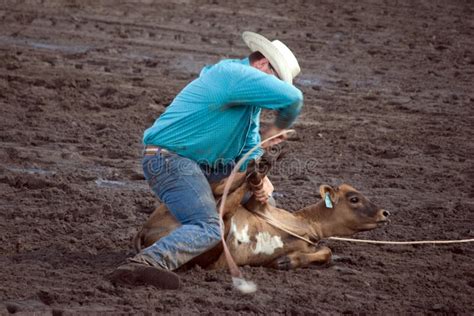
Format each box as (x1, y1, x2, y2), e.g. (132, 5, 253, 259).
(382, 210, 390, 217)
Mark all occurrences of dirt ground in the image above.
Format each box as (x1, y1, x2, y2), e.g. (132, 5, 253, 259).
(0, 0, 473, 314)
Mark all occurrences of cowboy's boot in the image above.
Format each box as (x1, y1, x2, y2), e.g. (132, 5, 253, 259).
(107, 253, 181, 290)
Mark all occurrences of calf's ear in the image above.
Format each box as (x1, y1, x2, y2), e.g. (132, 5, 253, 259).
(319, 185, 339, 206)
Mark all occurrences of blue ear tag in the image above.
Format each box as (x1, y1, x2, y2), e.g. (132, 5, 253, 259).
(325, 192, 333, 209)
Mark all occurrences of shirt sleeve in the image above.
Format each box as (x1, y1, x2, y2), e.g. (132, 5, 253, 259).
(236, 107, 264, 172)
(223, 62, 304, 129)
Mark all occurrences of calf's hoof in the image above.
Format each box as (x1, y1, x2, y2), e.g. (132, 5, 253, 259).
(273, 256, 292, 270)
(107, 263, 181, 290)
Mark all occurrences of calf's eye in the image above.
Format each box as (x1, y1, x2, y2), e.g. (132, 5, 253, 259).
(350, 197, 359, 203)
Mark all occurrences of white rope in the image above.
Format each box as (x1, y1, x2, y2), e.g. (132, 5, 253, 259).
(253, 217, 474, 246)
(218, 129, 295, 294)
(328, 237, 474, 245)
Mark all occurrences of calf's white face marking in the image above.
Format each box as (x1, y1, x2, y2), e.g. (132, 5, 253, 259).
(252, 232, 284, 255)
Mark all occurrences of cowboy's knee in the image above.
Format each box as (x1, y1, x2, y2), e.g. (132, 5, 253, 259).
(202, 216, 222, 244)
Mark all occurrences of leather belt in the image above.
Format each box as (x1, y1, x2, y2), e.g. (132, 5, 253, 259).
(143, 145, 171, 156)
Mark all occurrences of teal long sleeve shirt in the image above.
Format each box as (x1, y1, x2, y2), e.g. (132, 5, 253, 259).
(143, 58, 303, 170)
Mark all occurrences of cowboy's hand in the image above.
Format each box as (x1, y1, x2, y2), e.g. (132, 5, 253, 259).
(261, 126, 287, 149)
(254, 176, 274, 203)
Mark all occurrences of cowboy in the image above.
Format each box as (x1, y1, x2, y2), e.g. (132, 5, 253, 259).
(109, 31, 303, 289)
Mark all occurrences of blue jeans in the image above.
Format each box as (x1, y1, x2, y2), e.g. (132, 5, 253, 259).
(141, 150, 232, 270)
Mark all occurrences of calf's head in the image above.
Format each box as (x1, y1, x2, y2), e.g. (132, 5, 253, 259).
(319, 184, 390, 236)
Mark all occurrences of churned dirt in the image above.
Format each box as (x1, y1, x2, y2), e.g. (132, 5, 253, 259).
(1, 0, 473, 314)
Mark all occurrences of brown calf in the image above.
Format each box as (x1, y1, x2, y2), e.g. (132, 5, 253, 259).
(133, 176, 390, 270)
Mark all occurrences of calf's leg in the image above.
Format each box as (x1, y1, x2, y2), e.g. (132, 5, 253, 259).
(268, 246, 332, 270)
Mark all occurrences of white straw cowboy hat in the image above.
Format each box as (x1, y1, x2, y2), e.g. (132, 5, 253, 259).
(242, 31, 301, 84)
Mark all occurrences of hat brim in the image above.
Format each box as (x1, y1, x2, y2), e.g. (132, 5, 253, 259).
(242, 32, 293, 84)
